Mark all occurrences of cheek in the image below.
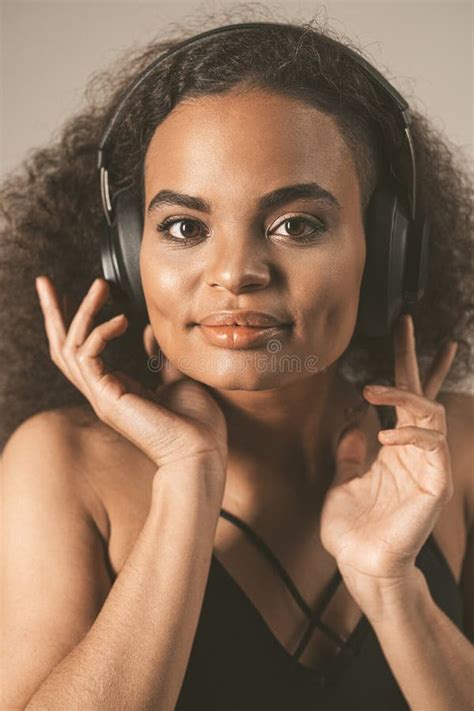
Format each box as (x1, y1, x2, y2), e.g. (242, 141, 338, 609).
(140, 236, 183, 313)
(139, 245, 192, 352)
(294, 232, 365, 338)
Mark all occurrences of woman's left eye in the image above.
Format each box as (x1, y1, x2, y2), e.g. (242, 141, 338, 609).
(272, 216, 327, 242)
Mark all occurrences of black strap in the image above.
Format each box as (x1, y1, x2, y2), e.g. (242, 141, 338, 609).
(217, 403, 392, 662)
(218, 507, 346, 653)
(292, 570, 352, 661)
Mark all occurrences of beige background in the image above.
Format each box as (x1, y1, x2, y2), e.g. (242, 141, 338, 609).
(1, 0, 472, 179)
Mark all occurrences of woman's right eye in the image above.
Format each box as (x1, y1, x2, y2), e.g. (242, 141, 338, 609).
(155, 218, 206, 243)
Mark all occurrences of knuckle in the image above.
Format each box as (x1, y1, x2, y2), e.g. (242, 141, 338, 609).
(76, 349, 89, 366)
(92, 319, 107, 332)
(61, 342, 76, 360)
(439, 478, 453, 503)
(87, 324, 105, 345)
(96, 399, 115, 426)
(94, 380, 114, 412)
(92, 401, 107, 422)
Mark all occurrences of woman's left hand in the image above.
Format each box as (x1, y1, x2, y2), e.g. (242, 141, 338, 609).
(320, 313, 459, 614)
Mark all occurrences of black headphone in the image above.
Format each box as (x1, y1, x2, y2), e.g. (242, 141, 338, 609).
(97, 21, 430, 338)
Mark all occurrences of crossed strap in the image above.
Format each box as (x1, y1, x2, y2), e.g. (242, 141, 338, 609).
(218, 508, 359, 661)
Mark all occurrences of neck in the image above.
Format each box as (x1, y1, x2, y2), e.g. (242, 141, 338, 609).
(209, 363, 368, 514)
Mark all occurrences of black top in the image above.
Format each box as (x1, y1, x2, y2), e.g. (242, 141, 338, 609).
(175, 408, 465, 710)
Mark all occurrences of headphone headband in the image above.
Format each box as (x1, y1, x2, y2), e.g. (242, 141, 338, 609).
(97, 21, 417, 227)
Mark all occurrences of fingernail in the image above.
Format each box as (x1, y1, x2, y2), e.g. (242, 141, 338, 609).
(35, 277, 47, 303)
(366, 385, 388, 393)
(89, 279, 101, 295)
(398, 313, 412, 331)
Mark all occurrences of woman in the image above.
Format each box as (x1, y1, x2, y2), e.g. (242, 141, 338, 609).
(1, 12, 473, 711)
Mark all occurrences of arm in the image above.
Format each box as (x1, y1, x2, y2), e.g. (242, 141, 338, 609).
(325, 322, 473, 710)
(365, 565, 474, 711)
(1, 412, 225, 711)
(27, 463, 222, 711)
(364, 391, 474, 711)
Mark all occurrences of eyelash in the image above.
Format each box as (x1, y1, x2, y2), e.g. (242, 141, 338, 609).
(155, 215, 327, 246)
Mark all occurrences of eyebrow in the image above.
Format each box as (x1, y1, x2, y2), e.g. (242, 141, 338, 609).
(146, 182, 341, 216)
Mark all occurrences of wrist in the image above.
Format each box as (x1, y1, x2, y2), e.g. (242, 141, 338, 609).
(356, 566, 429, 627)
(152, 453, 226, 511)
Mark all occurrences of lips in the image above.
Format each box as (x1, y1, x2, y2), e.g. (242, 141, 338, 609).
(197, 323, 291, 349)
(198, 310, 290, 327)
(194, 310, 292, 349)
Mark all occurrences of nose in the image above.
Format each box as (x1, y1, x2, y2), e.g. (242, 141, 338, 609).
(205, 231, 272, 295)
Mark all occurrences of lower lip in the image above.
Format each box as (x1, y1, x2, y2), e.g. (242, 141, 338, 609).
(197, 324, 291, 349)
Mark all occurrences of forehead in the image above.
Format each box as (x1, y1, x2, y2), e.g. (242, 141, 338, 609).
(144, 89, 358, 203)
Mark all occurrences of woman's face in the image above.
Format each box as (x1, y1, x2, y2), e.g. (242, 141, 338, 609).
(140, 88, 366, 390)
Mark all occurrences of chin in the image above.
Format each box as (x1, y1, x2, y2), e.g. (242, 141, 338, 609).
(184, 360, 321, 392)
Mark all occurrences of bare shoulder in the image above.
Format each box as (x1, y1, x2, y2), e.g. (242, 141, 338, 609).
(2, 405, 155, 544)
(0, 405, 124, 708)
(438, 390, 474, 530)
(2, 406, 106, 539)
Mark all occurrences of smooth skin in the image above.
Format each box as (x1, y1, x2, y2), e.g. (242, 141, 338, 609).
(2, 87, 473, 709)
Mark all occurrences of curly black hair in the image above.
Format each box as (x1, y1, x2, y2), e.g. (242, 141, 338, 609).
(1, 4, 472, 451)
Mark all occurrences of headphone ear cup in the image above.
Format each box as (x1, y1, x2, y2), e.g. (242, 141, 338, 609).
(403, 211, 430, 305)
(101, 185, 148, 326)
(355, 184, 409, 338)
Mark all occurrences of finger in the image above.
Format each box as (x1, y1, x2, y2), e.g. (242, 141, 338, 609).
(422, 340, 459, 401)
(36, 277, 95, 403)
(364, 385, 446, 434)
(35, 276, 69, 372)
(59, 279, 112, 395)
(378, 425, 446, 451)
(64, 278, 110, 349)
(394, 313, 423, 394)
(377, 425, 451, 501)
(76, 317, 193, 465)
(75, 314, 129, 396)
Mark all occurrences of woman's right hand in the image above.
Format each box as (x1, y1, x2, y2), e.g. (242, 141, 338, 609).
(35, 276, 228, 477)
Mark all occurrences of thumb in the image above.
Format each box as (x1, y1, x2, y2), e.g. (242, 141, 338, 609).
(333, 427, 367, 485)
